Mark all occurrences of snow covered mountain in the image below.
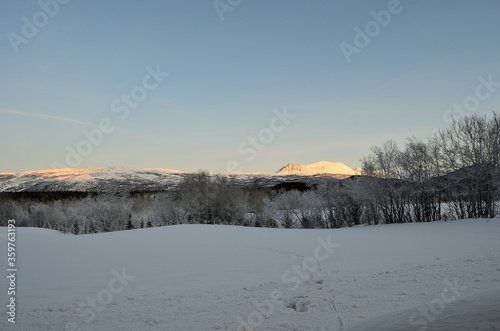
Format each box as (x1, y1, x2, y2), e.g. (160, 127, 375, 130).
(0, 167, 333, 192)
(0, 167, 185, 192)
(0, 163, 362, 192)
(277, 161, 356, 176)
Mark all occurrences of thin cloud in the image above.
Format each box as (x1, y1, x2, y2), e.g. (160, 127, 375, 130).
(0, 108, 100, 128)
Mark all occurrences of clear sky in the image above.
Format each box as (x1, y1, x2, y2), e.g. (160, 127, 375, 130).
(1, 0, 499, 173)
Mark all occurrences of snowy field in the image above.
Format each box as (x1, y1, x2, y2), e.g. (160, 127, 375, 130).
(1, 219, 499, 330)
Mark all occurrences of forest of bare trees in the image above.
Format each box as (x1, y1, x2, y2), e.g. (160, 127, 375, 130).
(362, 112, 500, 222)
(1, 113, 498, 234)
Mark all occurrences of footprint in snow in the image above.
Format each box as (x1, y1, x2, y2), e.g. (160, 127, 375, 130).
(283, 297, 311, 312)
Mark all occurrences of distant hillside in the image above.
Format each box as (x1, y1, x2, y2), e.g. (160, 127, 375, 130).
(0, 167, 342, 192)
(277, 161, 356, 176)
(0, 167, 184, 192)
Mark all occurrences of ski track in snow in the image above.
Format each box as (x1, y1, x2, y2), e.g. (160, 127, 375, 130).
(0, 219, 499, 330)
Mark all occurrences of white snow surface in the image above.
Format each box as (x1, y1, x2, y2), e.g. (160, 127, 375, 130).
(1, 219, 499, 330)
(277, 162, 356, 176)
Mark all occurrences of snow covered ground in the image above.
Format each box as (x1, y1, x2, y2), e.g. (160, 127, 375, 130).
(0, 219, 499, 330)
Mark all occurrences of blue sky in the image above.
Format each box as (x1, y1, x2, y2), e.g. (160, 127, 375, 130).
(1, 0, 499, 173)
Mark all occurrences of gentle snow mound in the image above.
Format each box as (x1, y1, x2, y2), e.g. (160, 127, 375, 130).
(1, 219, 499, 330)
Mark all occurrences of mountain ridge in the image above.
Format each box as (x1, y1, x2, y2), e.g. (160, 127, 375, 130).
(0, 163, 361, 192)
(277, 161, 359, 176)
